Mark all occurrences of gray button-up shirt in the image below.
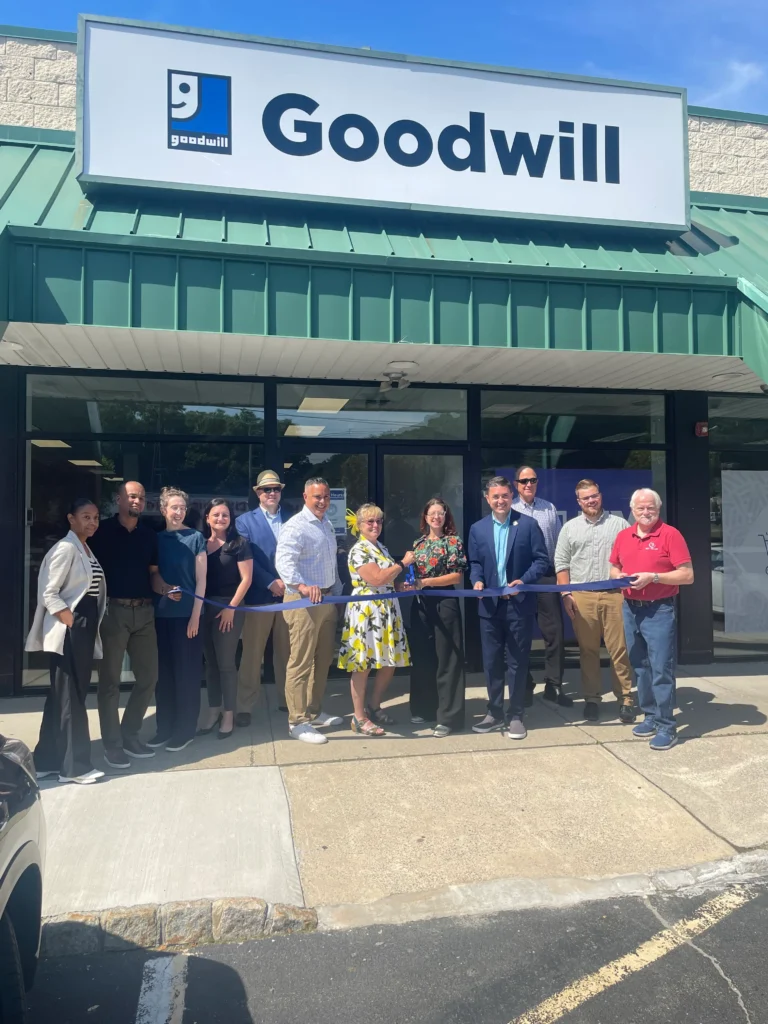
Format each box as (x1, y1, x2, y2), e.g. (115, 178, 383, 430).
(511, 495, 560, 567)
(554, 511, 630, 584)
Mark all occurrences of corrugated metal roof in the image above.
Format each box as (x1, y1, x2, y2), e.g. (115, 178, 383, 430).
(1, 137, 768, 296)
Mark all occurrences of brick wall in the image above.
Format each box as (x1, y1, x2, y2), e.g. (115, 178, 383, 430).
(0, 34, 76, 132)
(2, 30, 768, 199)
(688, 115, 768, 198)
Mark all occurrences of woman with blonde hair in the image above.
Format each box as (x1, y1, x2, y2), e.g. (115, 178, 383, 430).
(149, 486, 207, 752)
(337, 504, 413, 735)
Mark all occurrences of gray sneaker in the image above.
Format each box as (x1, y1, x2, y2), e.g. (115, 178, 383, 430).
(472, 714, 504, 734)
(506, 719, 528, 740)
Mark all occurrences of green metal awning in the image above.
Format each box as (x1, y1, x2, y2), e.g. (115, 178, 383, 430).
(2, 132, 768, 390)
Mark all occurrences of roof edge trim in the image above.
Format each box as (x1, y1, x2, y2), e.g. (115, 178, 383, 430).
(0, 125, 75, 147)
(0, 24, 76, 43)
(689, 105, 768, 127)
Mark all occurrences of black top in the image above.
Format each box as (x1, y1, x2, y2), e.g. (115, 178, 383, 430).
(89, 516, 159, 599)
(206, 539, 253, 600)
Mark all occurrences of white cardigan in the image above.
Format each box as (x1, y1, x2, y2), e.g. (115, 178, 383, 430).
(25, 531, 107, 658)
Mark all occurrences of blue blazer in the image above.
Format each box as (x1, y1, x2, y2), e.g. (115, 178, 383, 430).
(235, 506, 287, 605)
(468, 513, 550, 618)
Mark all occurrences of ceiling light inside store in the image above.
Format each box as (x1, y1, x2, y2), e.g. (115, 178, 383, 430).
(104, 477, 124, 481)
(482, 403, 531, 417)
(591, 432, 644, 443)
(31, 439, 72, 448)
(284, 425, 325, 437)
(68, 459, 103, 467)
(297, 398, 349, 413)
(283, 463, 293, 469)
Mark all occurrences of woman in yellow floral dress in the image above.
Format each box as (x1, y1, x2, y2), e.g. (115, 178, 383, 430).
(338, 504, 414, 735)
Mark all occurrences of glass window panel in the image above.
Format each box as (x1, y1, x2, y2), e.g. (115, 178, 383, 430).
(23, 439, 263, 687)
(708, 395, 768, 449)
(27, 375, 264, 437)
(481, 390, 665, 446)
(382, 453, 464, 558)
(277, 384, 466, 440)
(481, 448, 667, 524)
(710, 450, 768, 660)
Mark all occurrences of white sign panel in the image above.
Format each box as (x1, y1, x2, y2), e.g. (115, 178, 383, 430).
(327, 489, 348, 537)
(721, 471, 768, 634)
(80, 19, 688, 228)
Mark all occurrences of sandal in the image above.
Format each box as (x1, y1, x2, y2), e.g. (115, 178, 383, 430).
(365, 705, 396, 726)
(351, 716, 385, 736)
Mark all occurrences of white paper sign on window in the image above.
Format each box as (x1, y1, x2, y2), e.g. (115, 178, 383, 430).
(721, 470, 768, 634)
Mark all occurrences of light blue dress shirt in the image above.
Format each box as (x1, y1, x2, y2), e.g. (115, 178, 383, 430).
(261, 505, 282, 543)
(512, 496, 560, 566)
(493, 514, 510, 588)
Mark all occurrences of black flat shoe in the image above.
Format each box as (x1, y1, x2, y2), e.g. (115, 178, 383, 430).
(197, 713, 222, 735)
(217, 727, 234, 740)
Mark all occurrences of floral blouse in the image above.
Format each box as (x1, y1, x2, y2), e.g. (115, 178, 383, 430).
(412, 534, 468, 580)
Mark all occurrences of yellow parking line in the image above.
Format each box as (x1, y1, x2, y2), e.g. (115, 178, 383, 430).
(510, 888, 753, 1024)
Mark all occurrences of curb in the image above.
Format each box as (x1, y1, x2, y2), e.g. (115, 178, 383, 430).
(41, 898, 317, 958)
(317, 849, 768, 932)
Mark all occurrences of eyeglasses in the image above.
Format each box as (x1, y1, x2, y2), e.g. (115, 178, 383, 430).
(426, 511, 446, 518)
(516, 477, 538, 485)
(259, 487, 282, 494)
(363, 518, 383, 526)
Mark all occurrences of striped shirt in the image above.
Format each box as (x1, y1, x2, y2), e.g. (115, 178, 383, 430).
(554, 511, 630, 584)
(511, 496, 561, 566)
(86, 553, 105, 596)
(275, 505, 341, 594)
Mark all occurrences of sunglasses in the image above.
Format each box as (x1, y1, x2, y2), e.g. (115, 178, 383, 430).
(517, 477, 538, 485)
(363, 518, 384, 526)
(259, 487, 282, 494)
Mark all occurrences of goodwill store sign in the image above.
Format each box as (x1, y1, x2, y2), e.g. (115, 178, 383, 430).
(79, 17, 688, 229)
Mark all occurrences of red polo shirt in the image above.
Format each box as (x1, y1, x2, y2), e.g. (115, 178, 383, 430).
(609, 521, 691, 601)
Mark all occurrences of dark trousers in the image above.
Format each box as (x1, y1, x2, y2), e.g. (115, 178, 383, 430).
(97, 602, 158, 749)
(527, 576, 564, 689)
(203, 600, 245, 713)
(479, 601, 534, 722)
(155, 616, 203, 743)
(35, 595, 98, 779)
(408, 592, 466, 730)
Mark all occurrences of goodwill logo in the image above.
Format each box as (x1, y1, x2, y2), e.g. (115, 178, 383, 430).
(167, 70, 231, 154)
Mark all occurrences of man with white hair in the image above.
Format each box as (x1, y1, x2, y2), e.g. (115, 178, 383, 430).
(609, 489, 694, 750)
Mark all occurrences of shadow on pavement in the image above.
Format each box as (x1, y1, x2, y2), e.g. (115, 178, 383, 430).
(675, 686, 767, 739)
(28, 922, 254, 1024)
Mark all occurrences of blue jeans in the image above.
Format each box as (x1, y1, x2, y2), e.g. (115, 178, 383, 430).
(622, 599, 677, 736)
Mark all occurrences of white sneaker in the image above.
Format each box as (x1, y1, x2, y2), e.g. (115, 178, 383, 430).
(312, 712, 344, 728)
(58, 769, 105, 785)
(35, 770, 57, 780)
(289, 723, 329, 745)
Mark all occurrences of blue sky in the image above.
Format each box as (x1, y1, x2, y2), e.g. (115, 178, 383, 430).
(16, 0, 768, 113)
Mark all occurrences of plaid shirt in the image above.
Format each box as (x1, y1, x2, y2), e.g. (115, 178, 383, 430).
(275, 505, 341, 594)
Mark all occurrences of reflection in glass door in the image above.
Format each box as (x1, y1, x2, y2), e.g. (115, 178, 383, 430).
(380, 452, 465, 559)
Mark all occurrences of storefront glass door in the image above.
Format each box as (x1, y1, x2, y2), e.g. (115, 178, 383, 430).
(379, 451, 465, 558)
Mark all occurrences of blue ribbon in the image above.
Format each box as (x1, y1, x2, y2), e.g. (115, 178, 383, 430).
(176, 577, 635, 613)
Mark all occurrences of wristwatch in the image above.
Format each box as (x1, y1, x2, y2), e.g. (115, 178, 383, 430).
(652, 573, 660, 584)
(394, 559, 405, 572)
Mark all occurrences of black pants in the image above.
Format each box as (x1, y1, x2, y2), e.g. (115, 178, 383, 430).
(203, 600, 245, 712)
(35, 595, 99, 779)
(408, 592, 466, 730)
(155, 617, 203, 744)
(527, 575, 564, 689)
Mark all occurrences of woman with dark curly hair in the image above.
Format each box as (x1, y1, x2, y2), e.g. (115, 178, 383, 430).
(408, 498, 468, 736)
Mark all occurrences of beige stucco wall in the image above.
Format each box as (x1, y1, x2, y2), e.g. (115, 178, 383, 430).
(3, 32, 768, 199)
(0, 35, 77, 132)
(688, 115, 768, 198)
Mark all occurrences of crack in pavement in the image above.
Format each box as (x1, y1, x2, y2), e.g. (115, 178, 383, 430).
(645, 892, 755, 1024)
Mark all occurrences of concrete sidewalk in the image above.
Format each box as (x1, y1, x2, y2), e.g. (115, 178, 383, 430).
(3, 662, 768, 939)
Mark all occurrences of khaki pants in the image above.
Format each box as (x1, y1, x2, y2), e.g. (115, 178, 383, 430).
(236, 609, 290, 713)
(571, 590, 633, 704)
(97, 602, 158, 749)
(282, 591, 338, 726)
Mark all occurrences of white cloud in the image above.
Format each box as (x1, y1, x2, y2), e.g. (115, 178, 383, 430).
(699, 60, 766, 106)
